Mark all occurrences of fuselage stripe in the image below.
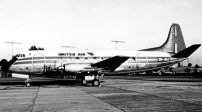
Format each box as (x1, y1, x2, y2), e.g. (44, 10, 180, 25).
(16, 56, 170, 61)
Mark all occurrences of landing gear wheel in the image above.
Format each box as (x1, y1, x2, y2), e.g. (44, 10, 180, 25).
(92, 79, 100, 86)
(81, 79, 88, 85)
(159, 68, 165, 75)
(26, 82, 31, 87)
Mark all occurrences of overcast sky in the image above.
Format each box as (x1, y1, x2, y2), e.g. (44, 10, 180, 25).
(0, 0, 202, 65)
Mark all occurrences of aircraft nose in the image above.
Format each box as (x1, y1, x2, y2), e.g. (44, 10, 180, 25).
(7, 57, 18, 73)
(8, 65, 14, 72)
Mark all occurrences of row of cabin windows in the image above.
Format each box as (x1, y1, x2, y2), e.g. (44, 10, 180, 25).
(32, 57, 112, 60)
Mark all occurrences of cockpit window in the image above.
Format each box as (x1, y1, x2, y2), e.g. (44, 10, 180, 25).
(16, 54, 25, 58)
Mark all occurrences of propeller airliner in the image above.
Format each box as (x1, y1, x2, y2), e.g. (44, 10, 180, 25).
(8, 24, 201, 87)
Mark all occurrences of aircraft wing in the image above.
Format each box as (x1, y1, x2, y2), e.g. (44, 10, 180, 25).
(91, 56, 129, 71)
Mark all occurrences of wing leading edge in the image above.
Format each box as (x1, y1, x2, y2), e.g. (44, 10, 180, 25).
(91, 56, 129, 71)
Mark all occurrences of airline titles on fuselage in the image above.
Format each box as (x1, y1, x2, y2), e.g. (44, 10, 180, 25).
(58, 52, 94, 57)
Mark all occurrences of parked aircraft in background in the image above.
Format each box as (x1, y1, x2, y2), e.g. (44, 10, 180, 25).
(8, 24, 201, 87)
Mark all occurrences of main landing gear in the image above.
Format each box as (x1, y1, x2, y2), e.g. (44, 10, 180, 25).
(81, 74, 104, 87)
(158, 68, 165, 75)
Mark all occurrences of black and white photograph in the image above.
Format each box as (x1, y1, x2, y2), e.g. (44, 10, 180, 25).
(0, 0, 202, 111)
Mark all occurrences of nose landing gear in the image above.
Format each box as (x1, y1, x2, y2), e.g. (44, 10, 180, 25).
(25, 78, 31, 87)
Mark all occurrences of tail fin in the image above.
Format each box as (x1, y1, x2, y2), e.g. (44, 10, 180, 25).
(172, 44, 201, 58)
(140, 23, 186, 54)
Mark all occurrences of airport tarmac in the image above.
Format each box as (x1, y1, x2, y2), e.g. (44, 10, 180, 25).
(1, 75, 202, 112)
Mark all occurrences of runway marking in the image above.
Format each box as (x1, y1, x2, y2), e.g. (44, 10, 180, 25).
(30, 86, 122, 112)
(0, 86, 10, 90)
(78, 77, 202, 111)
(31, 86, 40, 112)
(107, 85, 202, 105)
(1, 76, 202, 111)
(93, 85, 202, 111)
(81, 87, 126, 112)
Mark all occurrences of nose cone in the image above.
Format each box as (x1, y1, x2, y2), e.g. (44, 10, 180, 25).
(8, 63, 26, 74)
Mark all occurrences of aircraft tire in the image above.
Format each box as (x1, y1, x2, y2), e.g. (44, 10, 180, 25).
(81, 79, 88, 85)
(26, 83, 31, 87)
(92, 79, 100, 86)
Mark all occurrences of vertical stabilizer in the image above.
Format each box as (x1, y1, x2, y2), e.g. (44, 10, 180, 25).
(140, 24, 186, 54)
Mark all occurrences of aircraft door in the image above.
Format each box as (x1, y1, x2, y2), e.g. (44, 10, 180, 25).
(136, 53, 148, 68)
(32, 53, 46, 69)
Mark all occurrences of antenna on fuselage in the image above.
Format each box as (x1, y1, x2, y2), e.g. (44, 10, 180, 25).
(62, 46, 76, 49)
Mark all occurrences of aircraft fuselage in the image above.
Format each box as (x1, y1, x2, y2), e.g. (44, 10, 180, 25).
(9, 50, 185, 75)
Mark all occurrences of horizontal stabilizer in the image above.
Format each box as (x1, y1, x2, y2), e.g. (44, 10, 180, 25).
(172, 44, 201, 58)
(91, 56, 129, 71)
